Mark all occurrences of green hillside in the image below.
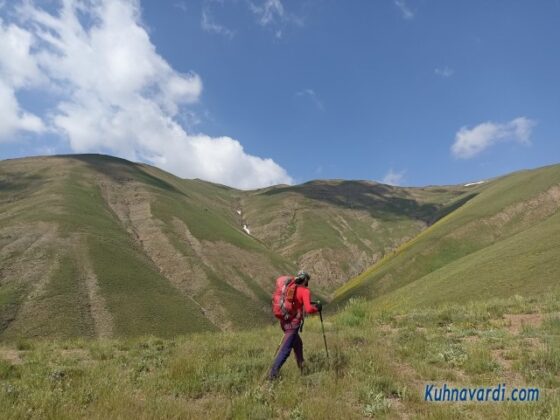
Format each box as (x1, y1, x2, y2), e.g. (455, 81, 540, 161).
(0, 154, 468, 340)
(242, 180, 474, 291)
(1, 155, 560, 418)
(0, 155, 293, 340)
(333, 164, 560, 310)
(2, 154, 559, 341)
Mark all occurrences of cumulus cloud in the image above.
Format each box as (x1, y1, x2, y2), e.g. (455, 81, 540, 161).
(0, 0, 292, 189)
(381, 169, 406, 186)
(394, 0, 414, 20)
(0, 81, 45, 138)
(0, 19, 45, 139)
(451, 117, 536, 159)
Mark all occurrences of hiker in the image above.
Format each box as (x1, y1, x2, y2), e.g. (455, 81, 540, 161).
(269, 271, 322, 380)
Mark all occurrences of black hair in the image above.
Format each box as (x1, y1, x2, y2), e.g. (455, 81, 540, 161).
(295, 272, 310, 285)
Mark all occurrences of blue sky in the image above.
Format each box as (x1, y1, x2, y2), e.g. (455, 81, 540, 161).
(0, 0, 559, 188)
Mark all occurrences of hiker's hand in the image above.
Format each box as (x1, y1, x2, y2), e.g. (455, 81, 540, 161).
(311, 300, 323, 312)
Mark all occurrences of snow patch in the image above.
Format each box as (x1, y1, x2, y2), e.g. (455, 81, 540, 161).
(242, 224, 251, 235)
(464, 180, 487, 187)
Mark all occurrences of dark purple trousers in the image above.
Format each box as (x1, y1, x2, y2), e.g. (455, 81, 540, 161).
(269, 324, 304, 379)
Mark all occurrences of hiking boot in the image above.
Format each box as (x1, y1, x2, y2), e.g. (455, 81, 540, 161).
(298, 361, 308, 375)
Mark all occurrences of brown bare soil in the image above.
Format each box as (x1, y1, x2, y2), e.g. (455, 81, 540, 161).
(503, 313, 544, 334)
(97, 177, 227, 329)
(96, 174, 284, 331)
(0, 348, 23, 365)
(77, 246, 114, 338)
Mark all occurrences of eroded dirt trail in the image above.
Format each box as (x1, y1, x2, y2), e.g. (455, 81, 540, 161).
(97, 177, 230, 330)
(76, 245, 114, 338)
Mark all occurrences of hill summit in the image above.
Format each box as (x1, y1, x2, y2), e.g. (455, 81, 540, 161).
(2, 154, 557, 339)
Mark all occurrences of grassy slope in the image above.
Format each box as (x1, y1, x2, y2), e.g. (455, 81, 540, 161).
(0, 154, 475, 339)
(374, 209, 560, 311)
(0, 291, 558, 419)
(0, 155, 300, 339)
(3, 155, 559, 341)
(1, 157, 560, 417)
(333, 164, 560, 309)
(0, 156, 215, 339)
(242, 180, 474, 293)
(63, 160, 217, 337)
(127, 164, 295, 327)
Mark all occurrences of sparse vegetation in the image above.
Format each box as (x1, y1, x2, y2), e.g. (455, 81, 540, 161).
(1, 155, 560, 417)
(0, 293, 558, 418)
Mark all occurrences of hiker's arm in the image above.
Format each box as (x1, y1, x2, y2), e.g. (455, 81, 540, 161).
(301, 288, 318, 314)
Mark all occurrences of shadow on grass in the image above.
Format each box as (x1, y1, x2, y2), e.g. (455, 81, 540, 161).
(260, 180, 478, 224)
(64, 154, 186, 196)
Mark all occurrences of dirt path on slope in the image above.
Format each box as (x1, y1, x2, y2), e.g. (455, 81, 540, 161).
(76, 244, 114, 338)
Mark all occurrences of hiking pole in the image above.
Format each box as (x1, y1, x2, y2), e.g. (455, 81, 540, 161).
(319, 310, 329, 359)
(261, 334, 285, 383)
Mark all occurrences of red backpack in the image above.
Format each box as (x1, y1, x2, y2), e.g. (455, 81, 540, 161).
(272, 276, 299, 321)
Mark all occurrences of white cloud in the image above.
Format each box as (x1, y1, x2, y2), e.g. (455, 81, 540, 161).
(296, 88, 324, 111)
(201, 8, 235, 38)
(0, 0, 292, 189)
(0, 80, 45, 138)
(249, 0, 303, 37)
(381, 169, 406, 186)
(451, 117, 536, 159)
(394, 0, 414, 20)
(250, 0, 284, 26)
(0, 19, 45, 139)
(0, 21, 42, 88)
(435, 66, 454, 78)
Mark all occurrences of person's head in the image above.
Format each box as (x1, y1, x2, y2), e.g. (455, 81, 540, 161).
(295, 270, 310, 286)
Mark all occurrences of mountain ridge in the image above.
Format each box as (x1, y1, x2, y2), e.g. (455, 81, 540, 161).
(2, 153, 557, 339)
(332, 162, 560, 310)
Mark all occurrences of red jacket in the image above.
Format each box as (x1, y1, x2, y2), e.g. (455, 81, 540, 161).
(281, 285, 318, 330)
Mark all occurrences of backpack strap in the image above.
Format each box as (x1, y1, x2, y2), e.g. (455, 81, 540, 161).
(280, 277, 299, 321)
(291, 283, 300, 321)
